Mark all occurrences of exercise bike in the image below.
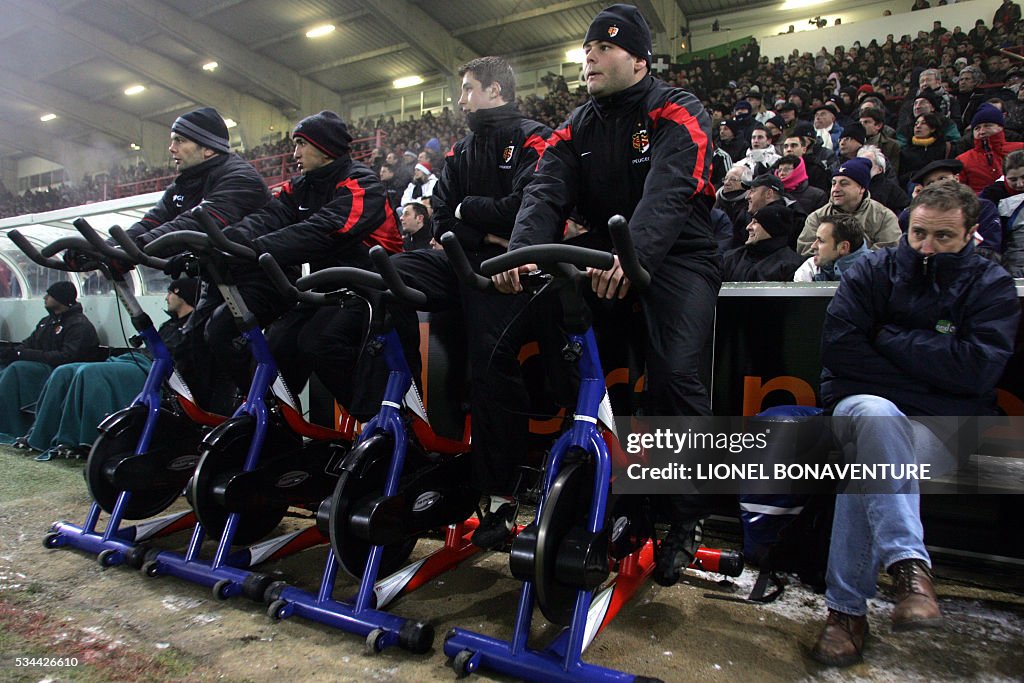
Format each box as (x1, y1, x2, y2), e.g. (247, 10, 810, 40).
(255, 247, 484, 654)
(135, 207, 355, 600)
(8, 225, 214, 569)
(441, 218, 743, 682)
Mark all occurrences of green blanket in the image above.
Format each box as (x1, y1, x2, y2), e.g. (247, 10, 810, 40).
(0, 360, 53, 442)
(26, 353, 152, 453)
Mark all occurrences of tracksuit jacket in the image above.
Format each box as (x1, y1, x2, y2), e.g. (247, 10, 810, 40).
(432, 102, 550, 252)
(124, 153, 271, 246)
(820, 236, 1020, 416)
(510, 75, 717, 272)
(17, 303, 100, 367)
(231, 156, 403, 270)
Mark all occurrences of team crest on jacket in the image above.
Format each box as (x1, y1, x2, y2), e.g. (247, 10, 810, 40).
(502, 145, 515, 164)
(632, 129, 650, 154)
(608, 26, 619, 37)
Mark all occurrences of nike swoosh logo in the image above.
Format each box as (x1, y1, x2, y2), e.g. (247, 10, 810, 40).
(580, 151, 592, 157)
(298, 205, 310, 211)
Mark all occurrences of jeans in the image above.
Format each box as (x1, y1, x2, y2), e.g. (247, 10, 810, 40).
(825, 394, 943, 616)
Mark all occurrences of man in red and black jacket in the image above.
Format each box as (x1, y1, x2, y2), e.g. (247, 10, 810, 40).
(389, 57, 551, 549)
(493, 4, 722, 584)
(225, 111, 404, 417)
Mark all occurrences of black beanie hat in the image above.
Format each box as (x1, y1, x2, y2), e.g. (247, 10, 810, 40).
(841, 122, 867, 145)
(168, 277, 199, 307)
(583, 4, 652, 67)
(752, 203, 793, 238)
(171, 107, 230, 153)
(293, 111, 352, 159)
(47, 280, 78, 307)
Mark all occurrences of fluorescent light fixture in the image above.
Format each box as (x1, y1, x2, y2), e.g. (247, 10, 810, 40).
(224, 118, 238, 128)
(565, 48, 585, 63)
(129, 143, 141, 150)
(780, 0, 832, 9)
(202, 61, 218, 71)
(393, 75, 424, 89)
(124, 84, 146, 95)
(39, 113, 57, 122)
(305, 24, 335, 38)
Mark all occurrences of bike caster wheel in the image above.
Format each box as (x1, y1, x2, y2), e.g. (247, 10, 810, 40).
(213, 579, 234, 600)
(266, 599, 288, 621)
(452, 649, 475, 678)
(43, 532, 62, 549)
(364, 628, 385, 655)
(97, 548, 121, 568)
(141, 559, 161, 577)
(123, 544, 150, 570)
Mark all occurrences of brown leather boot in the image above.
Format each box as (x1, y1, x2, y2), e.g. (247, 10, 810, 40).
(889, 559, 943, 631)
(810, 609, 868, 667)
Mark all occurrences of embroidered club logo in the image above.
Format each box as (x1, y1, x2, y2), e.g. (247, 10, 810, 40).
(54, 325, 63, 335)
(608, 26, 619, 37)
(502, 145, 515, 164)
(632, 129, 650, 154)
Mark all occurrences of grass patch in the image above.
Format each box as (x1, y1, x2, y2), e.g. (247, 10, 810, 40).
(0, 446, 87, 504)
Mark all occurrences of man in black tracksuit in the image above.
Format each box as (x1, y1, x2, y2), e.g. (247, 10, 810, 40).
(225, 111, 405, 417)
(493, 4, 722, 584)
(119, 107, 272, 413)
(390, 57, 551, 549)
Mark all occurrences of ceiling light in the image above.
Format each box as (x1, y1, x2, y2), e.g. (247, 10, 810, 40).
(130, 143, 141, 150)
(39, 113, 57, 122)
(202, 61, 218, 71)
(393, 75, 424, 89)
(305, 24, 335, 38)
(124, 84, 146, 96)
(224, 118, 237, 128)
(565, 48, 585, 63)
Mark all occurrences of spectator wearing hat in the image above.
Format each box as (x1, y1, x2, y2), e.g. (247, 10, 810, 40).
(797, 157, 901, 255)
(717, 118, 749, 163)
(15, 279, 198, 458)
(774, 154, 828, 215)
(764, 115, 786, 152)
(859, 107, 903, 177)
(746, 88, 776, 125)
(722, 203, 804, 281)
(897, 113, 950, 187)
(901, 159, 1005, 258)
(224, 110, 405, 419)
(0, 281, 100, 443)
(726, 173, 807, 250)
(859, 145, 910, 216)
(715, 164, 753, 232)
(837, 122, 867, 166)
(792, 213, 869, 282)
(400, 160, 439, 207)
(813, 102, 844, 152)
(737, 125, 782, 175)
(776, 102, 802, 141)
(957, 103, 1024, 192)
(789, 87, 813, 120)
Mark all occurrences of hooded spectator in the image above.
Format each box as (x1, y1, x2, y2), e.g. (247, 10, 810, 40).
(957, 103, 1024, 192)
(722, 203, 804, 281)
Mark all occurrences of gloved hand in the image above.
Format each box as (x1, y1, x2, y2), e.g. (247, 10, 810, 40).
(62, 248, 93, 270)
(108, 257, 134, 277)
(163, 252, 199, 278)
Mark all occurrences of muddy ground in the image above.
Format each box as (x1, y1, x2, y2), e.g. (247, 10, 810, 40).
(1, 445, 1022, 683)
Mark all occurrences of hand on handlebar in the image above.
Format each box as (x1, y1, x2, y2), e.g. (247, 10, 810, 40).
(587, 254, 631, 300)
(163, 253, 198, 278)
(61, 248, 93, 270)
(492, 264, 537, 294)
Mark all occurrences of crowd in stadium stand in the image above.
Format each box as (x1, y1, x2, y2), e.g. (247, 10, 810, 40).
(2, 5, 1023, 277)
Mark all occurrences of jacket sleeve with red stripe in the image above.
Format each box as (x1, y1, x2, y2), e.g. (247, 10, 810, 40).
(126, 157, 271, 247)
(459, 124, 551, 239)
(630, 88, 715, 274)
(252, 174, 388, 266)
(508, 120, 582, 249)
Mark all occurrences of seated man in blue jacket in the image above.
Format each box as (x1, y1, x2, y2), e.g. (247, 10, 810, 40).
(811, 181, 1020, 666)
(0, 281, 100, 441)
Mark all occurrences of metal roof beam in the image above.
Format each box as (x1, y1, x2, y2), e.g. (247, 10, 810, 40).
(369, 0, 480, 77)
(451, 0, 595, 37)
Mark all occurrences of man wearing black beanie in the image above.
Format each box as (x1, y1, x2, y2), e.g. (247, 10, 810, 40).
(218, 111, 405, 418)
(493, 3, 721, 585)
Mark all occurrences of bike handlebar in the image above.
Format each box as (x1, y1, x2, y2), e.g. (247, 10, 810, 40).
(368, 246, 428, 306)
(7, 231, 73, 271)
(144, 230, 213, 258)
(72, 218, 132, 264)
(607, 215, 651, 291)
(109, 226, 169, 270)
(438, 232, 492, 291)
(480, 243, 613, 277)
(192, 206, 258, 261)
(259, 253, 390, 307)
